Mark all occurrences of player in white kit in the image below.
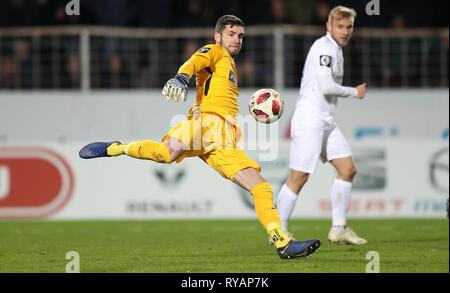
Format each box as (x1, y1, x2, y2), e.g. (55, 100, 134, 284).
(276, 6, 368, 245)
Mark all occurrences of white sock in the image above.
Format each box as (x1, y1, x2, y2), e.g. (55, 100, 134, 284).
(330, 178, 352, 227)
(276, 184, 298, 231)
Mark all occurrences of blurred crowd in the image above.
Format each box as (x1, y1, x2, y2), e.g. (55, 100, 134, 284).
(0, 0, 448, 28)
(0, 0, 448, 90)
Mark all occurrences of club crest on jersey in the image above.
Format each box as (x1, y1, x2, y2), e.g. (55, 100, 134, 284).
(229, 71, 237, 84)
(320, 55, 332, 67)
(198, 47, 211, 53)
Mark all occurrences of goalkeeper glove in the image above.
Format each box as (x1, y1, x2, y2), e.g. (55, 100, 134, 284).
(162, 73, 190, 102)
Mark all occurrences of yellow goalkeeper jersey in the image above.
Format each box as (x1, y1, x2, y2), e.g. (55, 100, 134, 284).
(178, 44, 239, 119)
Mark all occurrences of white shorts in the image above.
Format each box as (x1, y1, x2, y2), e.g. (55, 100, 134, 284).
(289, 125, 352, 174)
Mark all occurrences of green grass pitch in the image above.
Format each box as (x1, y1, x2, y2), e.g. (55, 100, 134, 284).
(0, 219, 447, 272)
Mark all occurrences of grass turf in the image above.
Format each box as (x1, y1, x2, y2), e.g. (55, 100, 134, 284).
(0, 219, 447, 273)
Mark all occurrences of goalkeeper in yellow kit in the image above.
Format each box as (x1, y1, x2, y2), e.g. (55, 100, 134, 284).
(79, 15, 320, 259)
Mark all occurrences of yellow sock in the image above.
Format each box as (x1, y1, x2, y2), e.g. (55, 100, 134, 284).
(266, 223, 291, 249)
(107, 143, 126, 157)
(251, 182, 290, 249)
(121, 140, 172, 163)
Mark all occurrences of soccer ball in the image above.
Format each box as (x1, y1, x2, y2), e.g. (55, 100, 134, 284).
(249, 88, 284, 124)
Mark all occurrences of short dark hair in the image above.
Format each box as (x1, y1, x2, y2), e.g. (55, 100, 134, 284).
(215, 15, 245, 33)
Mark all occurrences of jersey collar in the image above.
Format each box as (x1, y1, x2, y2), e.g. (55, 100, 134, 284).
(217, 43, 235, 60)
(326, 32, 341, 49)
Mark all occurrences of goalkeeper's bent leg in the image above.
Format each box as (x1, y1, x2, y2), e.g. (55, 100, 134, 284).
(107, 140, 172, 163)
(251, 182, 291, 249)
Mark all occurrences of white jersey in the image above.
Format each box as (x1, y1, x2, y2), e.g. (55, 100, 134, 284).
(296, 32, 357, 127)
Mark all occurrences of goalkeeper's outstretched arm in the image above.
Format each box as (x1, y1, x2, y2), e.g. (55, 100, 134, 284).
(162, 45, 222, 102)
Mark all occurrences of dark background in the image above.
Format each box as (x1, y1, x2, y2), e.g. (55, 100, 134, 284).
(0, 0, 448, 28)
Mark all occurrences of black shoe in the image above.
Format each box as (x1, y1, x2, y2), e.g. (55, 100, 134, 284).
(277, 239, 321, 259)
(79, 141, 121, 159)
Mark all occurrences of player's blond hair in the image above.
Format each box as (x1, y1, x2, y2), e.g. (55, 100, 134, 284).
(328, 6, 357, 23)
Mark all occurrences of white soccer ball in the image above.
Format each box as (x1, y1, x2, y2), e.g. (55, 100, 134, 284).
(249, 88, 284, 124)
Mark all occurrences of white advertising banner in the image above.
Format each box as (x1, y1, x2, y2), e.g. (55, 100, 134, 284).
(0, 141, 447, 219)
(0, 90, 448, 219)
(249, 141, 449, 219)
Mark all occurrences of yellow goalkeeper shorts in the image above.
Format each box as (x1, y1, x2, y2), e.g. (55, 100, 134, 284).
(162, 110, 260, 180)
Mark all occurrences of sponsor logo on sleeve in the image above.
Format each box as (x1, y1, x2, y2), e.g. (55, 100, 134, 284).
(198, 47, 211, 54)
(320, 55, 332, 67)
(229, 71, 237, 84)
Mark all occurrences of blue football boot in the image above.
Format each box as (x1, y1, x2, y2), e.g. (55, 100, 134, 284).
(79, 141, 121, 159)
(277, 239, 321, 259)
